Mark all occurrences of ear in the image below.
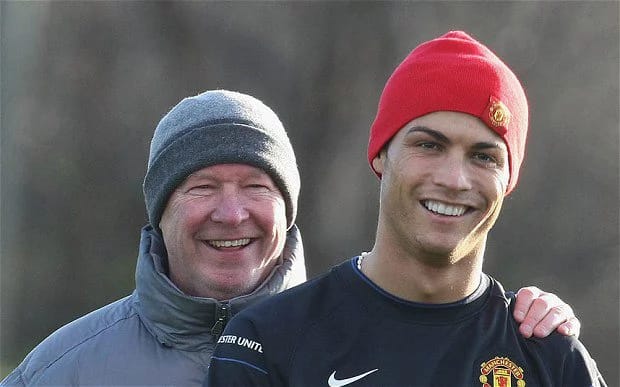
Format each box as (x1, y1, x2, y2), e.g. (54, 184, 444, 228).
(372, 151, 386, 175)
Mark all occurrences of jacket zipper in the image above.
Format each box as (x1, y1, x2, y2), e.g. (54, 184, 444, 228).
(210, 303, 230, 338)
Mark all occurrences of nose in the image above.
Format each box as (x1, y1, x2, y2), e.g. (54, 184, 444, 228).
(210, 191, 250, 225)
(431, 155, 472, 191)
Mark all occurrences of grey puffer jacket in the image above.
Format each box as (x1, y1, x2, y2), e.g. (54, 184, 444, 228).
(2, 225, 306, 386)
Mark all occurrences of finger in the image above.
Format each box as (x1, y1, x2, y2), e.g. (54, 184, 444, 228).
(532, 304, 572, 338)
(556, 316, 581, 338)
(518, 295, 559, 338)
(513, 286, 542, 323)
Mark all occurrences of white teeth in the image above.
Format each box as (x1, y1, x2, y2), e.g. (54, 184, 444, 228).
(208, 239, 251, 248)
(422, 200, 467, 216)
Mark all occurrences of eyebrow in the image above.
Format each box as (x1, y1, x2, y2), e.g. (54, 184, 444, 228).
(407, 126, 449, 143)
(407, 126, 506, 151)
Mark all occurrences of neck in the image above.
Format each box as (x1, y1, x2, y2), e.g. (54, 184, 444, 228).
(362, 234, 485, 303)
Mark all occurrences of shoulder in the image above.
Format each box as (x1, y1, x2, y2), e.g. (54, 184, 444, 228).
(486, 278, 605, 385)
(10, 294, 139, 385)
(528, 333, 604, 379)
(234, 259, 354, 328)
(517, 329, 606, 385)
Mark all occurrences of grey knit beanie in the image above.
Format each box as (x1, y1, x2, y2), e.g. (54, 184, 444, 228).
(143, 90, 300, 231)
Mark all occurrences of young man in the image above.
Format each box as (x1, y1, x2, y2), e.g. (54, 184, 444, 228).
(206, 32, 606, 386)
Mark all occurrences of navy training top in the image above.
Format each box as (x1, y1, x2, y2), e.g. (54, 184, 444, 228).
(206, 257, 606, 387)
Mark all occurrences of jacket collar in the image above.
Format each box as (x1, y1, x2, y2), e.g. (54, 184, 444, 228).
(134, 224, 306, 350)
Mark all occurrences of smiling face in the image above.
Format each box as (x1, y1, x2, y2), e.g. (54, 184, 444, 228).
(159, 164, 287, 300)
(372, 111, 510, 265)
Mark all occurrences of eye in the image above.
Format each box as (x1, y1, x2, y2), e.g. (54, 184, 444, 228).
(246, 183, 271, 191)
(187, 184, 216, 195)
(417, 141, 442, 151)
(472, 152, 499, 166)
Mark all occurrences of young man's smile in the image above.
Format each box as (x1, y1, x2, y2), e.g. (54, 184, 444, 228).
(421, 199, 472, 217)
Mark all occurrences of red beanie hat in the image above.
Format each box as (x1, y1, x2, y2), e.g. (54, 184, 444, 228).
(368, 31, 528, 194)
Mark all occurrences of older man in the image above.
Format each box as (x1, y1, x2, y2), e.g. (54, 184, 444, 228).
(206, 32, 606, 386)
(3, 90, 579, 386)
(2, 90, 305, 385)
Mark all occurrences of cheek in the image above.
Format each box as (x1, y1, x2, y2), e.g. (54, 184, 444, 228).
(483, 181, 506, 224)
(494, 173, 509, 199)
(162, 199, 207, 234)
(256, 199, 287, 232)
(498, 165, 510, 192)
(381, 159, 418, 196)
(273, 202, 288, 231)
(481, 166, 509, 200)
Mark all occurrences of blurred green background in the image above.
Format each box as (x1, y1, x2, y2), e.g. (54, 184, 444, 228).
(1, 1, 618, 383)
